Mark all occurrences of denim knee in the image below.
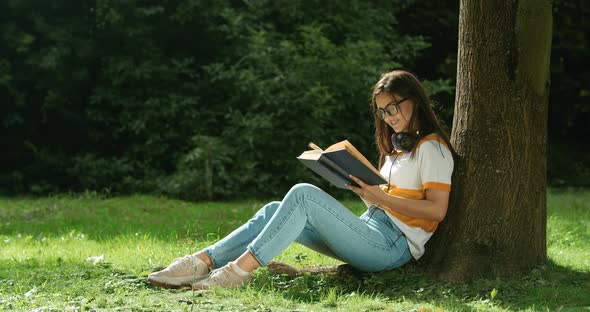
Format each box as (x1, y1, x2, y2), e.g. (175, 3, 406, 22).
(288, 182, 316, 193)
(286, 183, 320, 202)
(250, 201, 281, 224)
(261, 201, 281, 215)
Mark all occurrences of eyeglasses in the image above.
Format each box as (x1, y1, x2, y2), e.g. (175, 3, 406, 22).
(374, 98, 407, 120)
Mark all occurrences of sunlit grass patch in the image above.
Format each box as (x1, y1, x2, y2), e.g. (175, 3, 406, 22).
(0, 189, 589, 311)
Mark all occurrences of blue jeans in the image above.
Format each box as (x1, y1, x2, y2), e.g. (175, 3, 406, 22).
(204, 183, 412, 272)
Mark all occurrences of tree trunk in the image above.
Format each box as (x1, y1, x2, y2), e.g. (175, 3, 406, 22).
(423, 0, 552, 282)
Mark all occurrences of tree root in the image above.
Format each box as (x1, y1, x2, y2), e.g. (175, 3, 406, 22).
(266, 261, 365, 278)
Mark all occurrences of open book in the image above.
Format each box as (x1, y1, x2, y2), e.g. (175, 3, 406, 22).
(296, 140, 387, 189)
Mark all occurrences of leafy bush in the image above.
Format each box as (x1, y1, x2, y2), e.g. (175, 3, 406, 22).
(2, 0, 584, 197)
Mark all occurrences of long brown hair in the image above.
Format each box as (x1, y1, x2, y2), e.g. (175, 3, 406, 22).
(371, 69, 454, 168)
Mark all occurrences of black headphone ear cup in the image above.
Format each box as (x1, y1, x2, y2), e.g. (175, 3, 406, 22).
(391, 131, 420, 152)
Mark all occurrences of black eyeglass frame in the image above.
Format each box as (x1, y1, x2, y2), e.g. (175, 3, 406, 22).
(374, 98, 408, 120)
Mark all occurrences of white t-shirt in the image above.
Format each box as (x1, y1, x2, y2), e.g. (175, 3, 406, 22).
(362, 133, 454, 259)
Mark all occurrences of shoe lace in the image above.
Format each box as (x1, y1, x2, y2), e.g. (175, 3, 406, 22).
(208, 267, 231, 285)
(169, 255, 194, 272)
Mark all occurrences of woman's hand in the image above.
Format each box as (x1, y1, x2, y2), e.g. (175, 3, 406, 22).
(346, 175, 386, 206)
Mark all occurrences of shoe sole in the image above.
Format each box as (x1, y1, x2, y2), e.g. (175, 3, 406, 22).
(147, 276, 189, 289)
(147, 274, 209, 289)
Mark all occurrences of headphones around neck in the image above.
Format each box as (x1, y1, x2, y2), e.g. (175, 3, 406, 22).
(391, 131, 420, 153)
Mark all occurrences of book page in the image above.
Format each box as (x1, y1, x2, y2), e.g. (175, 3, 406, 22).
(325, 140, 383, 178)
(297, 149, 322, 160)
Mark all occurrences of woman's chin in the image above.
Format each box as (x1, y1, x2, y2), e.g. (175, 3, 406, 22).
(392, 125, 404, 133)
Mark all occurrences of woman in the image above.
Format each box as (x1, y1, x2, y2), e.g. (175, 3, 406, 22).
(147, 69, 454, 290)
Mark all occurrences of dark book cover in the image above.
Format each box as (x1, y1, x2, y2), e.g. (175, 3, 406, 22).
(297, 149, 386, 189)
(297, 156, 351, 189)
(323, 150, 387, 187)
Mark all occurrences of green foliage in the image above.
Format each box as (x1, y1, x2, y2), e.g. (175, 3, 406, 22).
(199, 4, 411, 198)
(0, 0, 233, 196)
(0, 0, 432, 199)
(0, 0, 587, 198)
(160, 135, 233, 200)
(547, 0, 590, 187)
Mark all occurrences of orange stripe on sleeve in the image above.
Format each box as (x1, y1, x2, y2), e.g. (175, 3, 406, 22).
(423, 182, 451, 191)
(380, 185, 424, 200)
(379, 184, 440, 233)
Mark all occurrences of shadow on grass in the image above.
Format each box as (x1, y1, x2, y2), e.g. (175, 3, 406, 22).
(249, 259, 590, 311)
(2, 257, 587, 311)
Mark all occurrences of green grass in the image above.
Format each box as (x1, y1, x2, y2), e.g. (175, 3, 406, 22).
(0, 189, 589, 311)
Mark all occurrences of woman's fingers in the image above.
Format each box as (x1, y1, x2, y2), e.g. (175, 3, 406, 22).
(348, 175, 366, 187)
(347, 176, 365, 196)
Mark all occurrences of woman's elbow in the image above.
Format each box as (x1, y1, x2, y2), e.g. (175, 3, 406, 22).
(425, 189, 450, 222)
(434, 205, 448, 222)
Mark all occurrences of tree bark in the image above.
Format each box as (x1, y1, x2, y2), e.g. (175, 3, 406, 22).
(423, 0, 552, 282)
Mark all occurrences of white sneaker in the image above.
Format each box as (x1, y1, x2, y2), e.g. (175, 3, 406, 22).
(191, 263, 252, 290)
(147, 254, 209, 288)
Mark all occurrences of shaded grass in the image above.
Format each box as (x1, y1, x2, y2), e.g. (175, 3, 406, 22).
(0, 189, 589, 311)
